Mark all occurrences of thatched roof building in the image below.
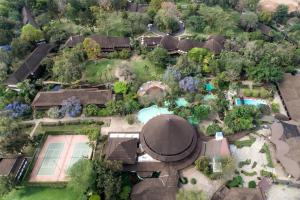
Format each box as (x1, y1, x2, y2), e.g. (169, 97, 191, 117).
(6, 43, 55, 87)
(270, 121, 300, 179)
(212, 186, 266, 200)
(32, 89, 113, 109)
(140, 114, 198, 162)
(106, 138, 138, 164)
(277, 74, 300, 121)
(0, 155, 28, 181)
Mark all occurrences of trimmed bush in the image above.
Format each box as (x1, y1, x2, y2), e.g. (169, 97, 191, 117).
(83, 104, 99, 117)
(243, 89, 252, 97)
(89, 194, 101, 200)
(271, 103, 280, 113)
(125, 115, 135, 125)
(179, 177, 188, 184)
(241, 170, 257, 176)
(248, 180, 257, 188)
(238, 159, 251, 168)
(252, 89, 260, 98)
(259, 89, 269, 98)
(234, 136, 256, 148)
(190, 178, 197, 185)
(260, 170, 275, 178)
(261, 143, 274, 168)
(251, 161, 257, 169)
(227, 176, 244, 188)
(206, 123, 222, 136)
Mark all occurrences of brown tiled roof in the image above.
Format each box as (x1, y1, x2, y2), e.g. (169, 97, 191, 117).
(64, 35, 130, 52)
(22, 6, 38, 28)
(126, 2, 148, 12)
(203, 35, 225, 55)
(278, 74, 300, 121)
(270, 121, 300, 179)
(106, 138, 138, 164)
(0, 155, 26, 176)
(177, 39, 204, 52)
(142, 37, 163, 48)
(131, 178, 177, 200)
(140, 114, 198, 162)
(160, 35, 179, 51)
(203, 138, 230, 159)
(32, 89, 113, 108)
(258, 23, 273, 37)
(212, 186, 266, 200)
(6, 43, 55, 85)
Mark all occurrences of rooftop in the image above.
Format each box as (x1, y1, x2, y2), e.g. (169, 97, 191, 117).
(32, 89, 113, 108)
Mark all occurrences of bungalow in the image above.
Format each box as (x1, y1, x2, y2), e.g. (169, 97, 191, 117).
(140, 35, 225, 54)
(202, 132, 231, 173)
(126, 2, 148, 13)
(277, 73, 300, 121)
(0, 155, 28, 182)
(22, 6, 38, 28)
(270, 121, 300, 180)
(31, 89, 113, 110)
(5, 43, 55, 88)
(212, 185, 266, 200)
(104, 114, 202, 200)
(64, 35, 131, 53)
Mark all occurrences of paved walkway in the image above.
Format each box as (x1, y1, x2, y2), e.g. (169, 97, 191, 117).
(180, 167, 224, 199)
(101, 116, 143, 135)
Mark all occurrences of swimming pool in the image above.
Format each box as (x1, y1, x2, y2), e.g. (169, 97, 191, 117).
(235, 98, 267, 106)
(138, 105, 173, 124)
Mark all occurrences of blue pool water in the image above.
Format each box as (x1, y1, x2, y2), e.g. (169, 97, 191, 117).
(205, 83, 214, 92)
(138, 105, 173, 124)
(235, 98, 267, 106)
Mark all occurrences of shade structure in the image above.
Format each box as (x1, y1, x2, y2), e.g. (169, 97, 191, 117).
(140, 114, 198, 162)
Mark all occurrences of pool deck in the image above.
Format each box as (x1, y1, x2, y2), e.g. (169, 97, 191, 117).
(101, 116, 143, 135)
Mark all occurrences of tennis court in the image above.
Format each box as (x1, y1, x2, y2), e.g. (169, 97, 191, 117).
(29, 135, 92, 182)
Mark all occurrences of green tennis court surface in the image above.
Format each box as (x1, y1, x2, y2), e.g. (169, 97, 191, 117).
(68, 143, 91, 168)
(38, 143, 64, 176)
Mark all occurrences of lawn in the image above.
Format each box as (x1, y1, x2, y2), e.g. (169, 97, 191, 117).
(36, 123, 102, 135)
(83, 56, 164, 84)
(2, 186, 78, 200)
(83, 59, 120, 83)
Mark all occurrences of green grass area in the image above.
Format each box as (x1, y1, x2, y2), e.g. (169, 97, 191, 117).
(261, 143, 274, 168)
(131, 58, 164, 83)
(234, 136, 256, 149)
(84, 59, 120, 83)
(2, 186, 78, 200)
(37, 123, 102, 135)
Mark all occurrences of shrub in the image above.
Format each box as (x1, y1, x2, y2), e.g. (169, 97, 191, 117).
(47, 106, 62, 119)
(82, 127, 100, 141)
(83, 104, 99, 116)
(243, 89, 252, 97)
(179, 177, 188, 184)
(271, 103, 280, 113)
(5, 102, 31, 118)
(241, 170, 257, 176)
(179, 76, 199, 92)
(251, 161, 257, 169)
(60, 96, 82, 117)
(259, 88, 269, 98)
(238, 159, 251, 168)
(89, 194, 101, 200)
(113, 81, 128, 94)
(98, 108, 112, 116)
(195, 156, 211, 176)
(259, 104, 271, 115)
(118, 49, 131, 59)
(234, 136, 256, 148)
(226, 176, 243, 188)
(260, 170, 275, 178)
(252, 89, 259, 97)
(125, 115, 135, 125)
(206, 123, 222, 136)
(119, 185, 131, 200)
(190, 178, 197, 185)
(261, 143, 274, 168)
(248, 180, 257, 188)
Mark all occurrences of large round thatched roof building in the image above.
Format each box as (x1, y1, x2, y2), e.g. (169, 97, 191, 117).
(140, 114, 198, 162)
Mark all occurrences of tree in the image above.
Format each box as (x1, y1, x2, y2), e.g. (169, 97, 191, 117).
(188, 48, 212, 64)
(0, 29, 13, 45)
(0, 116, 19, 136)
(258, 11, 272, 24)
(5, 102, 31, 118)
(195, 156, 211, 176)
(206, 123, 222, 136)
(20, 24, 43, 42)
(240, 11, 258, 31)
(52, 44, 86, 83)
(192, 105, 210, 122)
(154, 2, 180, 33)
(179, 76, 199, 93)
(176, 190, 206, 200)
(82, 127, 100, 142)
(113, 81, 128, 94)
(224, 105, 260, 134)
(273, 4, 288, 23)
(246, 62, 284, 83)
(186, 15, 206, 32)
(149, 0, 165, 12)
(47, 106, 62, 119)
(0, 176, 15, 197)
(0, 133, 29, 154)
(83, 38, 100, 60)
(17, 80, 38, 104)
(94, 159, 123, 200)
(60, 96, 82, 117)
(147, 47, 169, 67)
(68, 159, 95, 198)
(11, 37, 33, 60)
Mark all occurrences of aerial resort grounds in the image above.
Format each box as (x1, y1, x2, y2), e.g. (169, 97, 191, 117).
(1, 0, 300, 200)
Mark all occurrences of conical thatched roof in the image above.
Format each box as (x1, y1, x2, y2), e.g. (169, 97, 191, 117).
(140, 114, 198, 162)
